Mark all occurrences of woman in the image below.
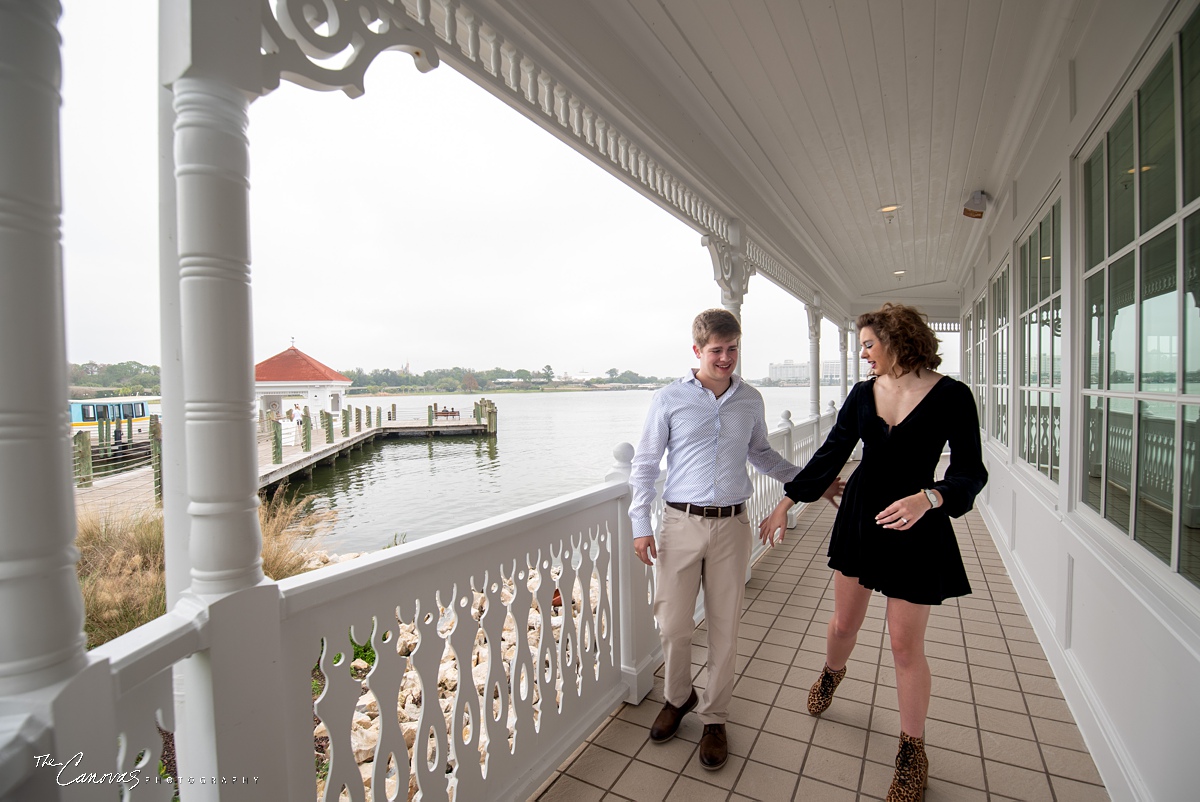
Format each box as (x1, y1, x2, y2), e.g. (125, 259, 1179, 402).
(758, 303, 986, 802)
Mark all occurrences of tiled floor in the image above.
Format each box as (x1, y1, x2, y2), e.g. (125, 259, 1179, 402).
(531, 478, 1110, 801)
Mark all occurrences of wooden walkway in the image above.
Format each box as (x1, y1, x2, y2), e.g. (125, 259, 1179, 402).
(73, 416, 489, 516)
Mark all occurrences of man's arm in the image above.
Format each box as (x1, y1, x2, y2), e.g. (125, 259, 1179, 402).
(629, 395, 670, 541)
(746, 406, 799, 483)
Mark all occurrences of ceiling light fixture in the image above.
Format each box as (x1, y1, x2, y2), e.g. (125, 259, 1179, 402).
(879, 204, 900, 213)
(963, 190, 988, 219)
(894, 270, 906, 275)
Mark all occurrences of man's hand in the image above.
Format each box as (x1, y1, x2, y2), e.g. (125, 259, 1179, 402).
(757, 498, 794, 547)
(633, 535, 657, 566)
(823, 478, 845, 508)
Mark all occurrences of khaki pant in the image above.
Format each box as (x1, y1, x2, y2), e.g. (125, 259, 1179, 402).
(654, 505, 751, 725)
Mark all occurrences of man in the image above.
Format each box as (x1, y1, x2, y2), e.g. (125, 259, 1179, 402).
(629, 308, 798, 770)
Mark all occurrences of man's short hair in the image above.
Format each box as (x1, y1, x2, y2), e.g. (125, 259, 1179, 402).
(692, 308, 741, 348)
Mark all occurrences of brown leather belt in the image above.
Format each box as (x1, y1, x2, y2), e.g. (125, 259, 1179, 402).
(666, 501, 745, 518)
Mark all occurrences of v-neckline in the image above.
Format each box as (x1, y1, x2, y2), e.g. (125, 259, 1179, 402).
(872, 375, 948, 434)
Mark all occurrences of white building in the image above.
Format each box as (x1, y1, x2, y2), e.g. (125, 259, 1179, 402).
(254, 346, 352, 416)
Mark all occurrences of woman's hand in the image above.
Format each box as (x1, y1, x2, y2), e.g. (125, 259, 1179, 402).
(875, 491, 933, 531)
(758, 498, 794, 547)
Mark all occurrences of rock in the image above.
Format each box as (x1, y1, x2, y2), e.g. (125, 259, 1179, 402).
(351, 718, 380, 763)
(313, 720, 328, 739)
(351, 658, 371, 673)
(356, 694, 379, 718)
(352, 711, 372, 730)
(401, 721, 418, 750)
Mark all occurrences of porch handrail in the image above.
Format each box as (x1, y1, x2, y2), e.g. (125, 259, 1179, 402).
(2, 407, 839, 800)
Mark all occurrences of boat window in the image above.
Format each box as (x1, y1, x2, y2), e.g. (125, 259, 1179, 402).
(81, 404, 95, 421)
(97, 405, 109, 421)
(121, 403, 134, 419)
(135, 403, 145, 417)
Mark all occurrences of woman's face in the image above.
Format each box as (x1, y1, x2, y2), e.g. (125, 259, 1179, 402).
(859, 326, 895, 377)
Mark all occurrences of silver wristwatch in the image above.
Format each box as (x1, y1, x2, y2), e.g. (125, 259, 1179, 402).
(922, 488, 940, 509)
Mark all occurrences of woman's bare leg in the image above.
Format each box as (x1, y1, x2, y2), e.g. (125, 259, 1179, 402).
(886, 597, 933, 736)
(826, 570, 874, 669)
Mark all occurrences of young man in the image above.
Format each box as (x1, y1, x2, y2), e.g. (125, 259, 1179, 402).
(629, 308, 799, 770)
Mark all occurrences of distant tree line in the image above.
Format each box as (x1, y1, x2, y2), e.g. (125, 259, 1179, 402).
(69, 361, 161, 396)
(340, 365, 665, 394)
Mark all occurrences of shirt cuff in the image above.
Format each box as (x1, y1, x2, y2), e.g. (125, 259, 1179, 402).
(630, 516, 653, 540)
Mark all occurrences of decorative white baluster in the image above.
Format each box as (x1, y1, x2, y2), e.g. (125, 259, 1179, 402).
(582, 107, 595, 145)
(807, 303, 823, 422)
(462, 9, 479, 61)
(447, 582, 485, 795)
(412, 594, 451, 801)
(568, 96, 581, 135)
(839, 326, 850, 403)
(0, 0, 88, 701)
(441, 0, 458, 47)
(538, 73, 553, 115)
(366, 617, 411, 802)
(554, 85, 568, 126)
(482, 29, 500, 76)
(504, 45, 521, 93)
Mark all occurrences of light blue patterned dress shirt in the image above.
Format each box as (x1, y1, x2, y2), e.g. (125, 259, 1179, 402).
(628, 371, 799, 539)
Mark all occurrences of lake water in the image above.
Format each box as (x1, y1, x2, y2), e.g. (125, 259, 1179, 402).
(290, 386, 846, 554)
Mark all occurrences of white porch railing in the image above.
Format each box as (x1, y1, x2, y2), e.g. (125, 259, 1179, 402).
(0, 407, 835, 801)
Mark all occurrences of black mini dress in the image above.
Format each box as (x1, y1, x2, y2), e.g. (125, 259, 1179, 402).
(782, 376, 988, 605)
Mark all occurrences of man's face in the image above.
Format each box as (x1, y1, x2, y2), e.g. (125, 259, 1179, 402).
(693, 335, 739, 384)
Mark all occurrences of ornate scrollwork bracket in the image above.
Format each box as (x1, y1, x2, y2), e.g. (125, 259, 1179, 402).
(702, 219, 754, 306)
(261, 0, 442, 97)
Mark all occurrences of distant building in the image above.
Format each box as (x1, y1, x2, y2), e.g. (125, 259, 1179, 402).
(254, 346, 352, 416)
(768, 360, 808, 384)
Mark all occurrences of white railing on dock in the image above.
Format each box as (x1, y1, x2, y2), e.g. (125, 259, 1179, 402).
(6, 408, 835, 801)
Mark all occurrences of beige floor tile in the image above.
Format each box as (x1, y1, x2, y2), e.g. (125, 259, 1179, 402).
(725, 721, 756, 757)
(663, 775, 732, 802)
(801, 744, 862, 791)
(732, 761, 799, 802)
(733, 675, 780, 705)
(868, 706, 901, 737)
(793, 776, 857, 801)
(743, 657, 789, 684)
(763, 706, 818, 742)
(811, 715, 869, 757)
(566, 744, 632, 788)
(925, 777, 989, 800)
(1050, 774, 1112, 801)
(969, 665, 1021, 691)
(637, 736, 697, 773)
(763, 628, 804, 648)
(1018, 673, 1065, 699)
(924, 718, 982, 756)
(537, 773, 606, 801)
(771, 683, 809, 714)
(930, 674, 974, 703)
(594, 717, 650, 757)
(681, 753, 746, 790)
(1031, 716, 1088, 751)
(967, 647, 1016, 671)
(610, 759, 677, 802)
(927, 744, 986, 789)
(726, 696, 770, 729)
(972, 684, 1027, 714)
(1024, 694, 1072, 722)
(747, 731, 808, 772)
(977, 706, 1035, 740)
(820, 697, 873, 731)
(979, 730, 1043, 770)
(927, 695, 978, 728)
(859, 758, 893, 798)
(1041, 742, 1104, 785)
(984, 759, 1055, 801)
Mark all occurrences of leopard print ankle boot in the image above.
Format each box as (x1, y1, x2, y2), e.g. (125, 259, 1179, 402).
(886, 731, 928, 802)
(806, 663, 847, 716)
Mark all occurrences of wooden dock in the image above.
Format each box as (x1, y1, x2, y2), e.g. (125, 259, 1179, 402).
(74, 411, 493, 516)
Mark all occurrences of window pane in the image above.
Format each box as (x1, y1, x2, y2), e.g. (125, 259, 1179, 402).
(964, 314, 972, 384)
(1052, 296, 1062, 387)
(1185, 213, 1200, 392)
(1027, 313, 1038, 385)
(1140, 226, 1178, 393)
(1039, 391, 1051, 476)
(1021, 241, 1031, 311)
(1031, 226, 1043, 305)
(1086, 145, 1106, 266)
(1109, 104, 1135, 254)
(1182, 405, 1200, 587)
(1051, 392, 1061, 483)
(1039, 212, 1052, 301)
(1108, 252, 1136, 389)
(1140, 51, 1176, 233)
(82, 405, 95, 421)
(1184, 7, 1200, 204)
(1085, 273, 1105, 388)
(1040, 304, 1052, 387)
(1053, 200, 1062, 293)
(1084, 395, 1104, 513)
(1136, 400, 1175, 564)
(1106, 398, 1134, 533)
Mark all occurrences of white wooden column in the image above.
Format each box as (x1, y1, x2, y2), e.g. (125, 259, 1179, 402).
(0, 0, 88, 698)
(853, 326, 862, 384)
(839, 325, 850, 403)
(807, 303, 822, 421)
(704, 220, 753, 375)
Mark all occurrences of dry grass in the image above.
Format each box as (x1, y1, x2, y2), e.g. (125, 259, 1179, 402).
(77, 487, 333, 647)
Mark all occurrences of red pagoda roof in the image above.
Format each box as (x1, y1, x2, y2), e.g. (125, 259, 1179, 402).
(255, 347, 350, 383)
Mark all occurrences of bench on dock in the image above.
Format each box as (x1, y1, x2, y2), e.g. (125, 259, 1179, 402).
(434, 410, 460, 420)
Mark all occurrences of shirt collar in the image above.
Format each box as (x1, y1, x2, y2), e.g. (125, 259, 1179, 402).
(684, 369, 742, 394)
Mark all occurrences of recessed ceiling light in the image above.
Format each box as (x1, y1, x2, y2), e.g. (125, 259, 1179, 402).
(894, 270, 906, 276)
(879, 204, 900, 213)
(1041, 255, 1052, 260)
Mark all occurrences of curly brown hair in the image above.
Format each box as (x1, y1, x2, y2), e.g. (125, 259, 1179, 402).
(856, 302, 942, 377)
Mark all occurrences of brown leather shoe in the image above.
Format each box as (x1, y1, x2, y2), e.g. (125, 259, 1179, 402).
(649, 688, 698, 742)
(698, 723, 727, 770)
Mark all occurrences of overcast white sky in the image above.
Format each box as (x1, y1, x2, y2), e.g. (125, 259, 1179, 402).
(59, 2, 957, 381)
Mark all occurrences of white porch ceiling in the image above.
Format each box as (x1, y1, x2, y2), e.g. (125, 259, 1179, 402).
(472, 0, 1075, 317)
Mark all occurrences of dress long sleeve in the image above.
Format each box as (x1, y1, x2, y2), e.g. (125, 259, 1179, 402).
(782, 381, 864, 504)
(931, 381, 988, 518)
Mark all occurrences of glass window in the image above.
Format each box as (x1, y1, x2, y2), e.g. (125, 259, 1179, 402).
(1084, 395, 1104, 513)
(96, 405, 109, 421)
(1108, 253, 1136, 388)
(1085, 145, 1106, 267)
(1140, 227, 1178, 393)
(1109, 104, 1136, 255)
(1182, 405, 1200, 587)
(121, 403, 134, 419)
(1187, 212, 1200, 393)
(81, 404, 95, 422)
(1186, 7, 1200, 204)
(1018, 197, 1062, 480)
(1140, 51, 1176, 233)
(1135, 401, 1175, 564)
(1085, 273, 1105, 388)
(990, 265, 1010, 445)
(1106, 398, 1134, 533)
(136, 403, 145, 417)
